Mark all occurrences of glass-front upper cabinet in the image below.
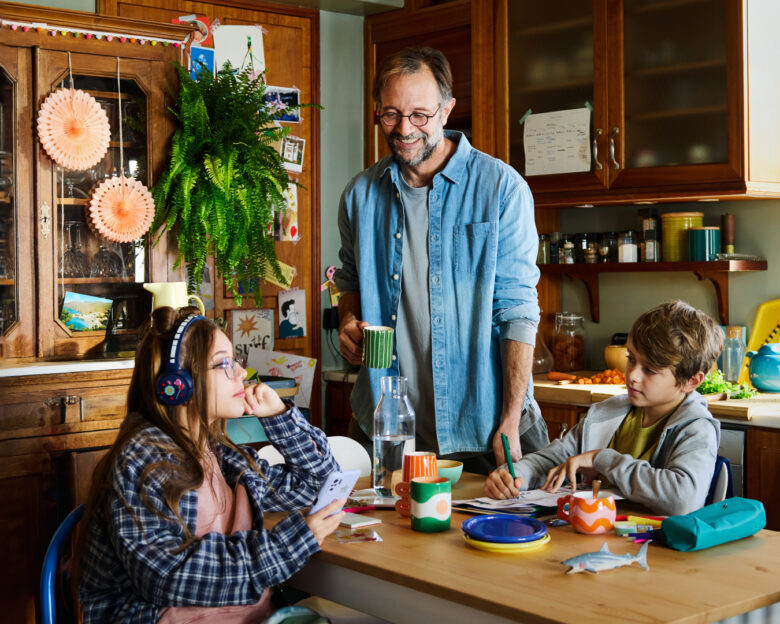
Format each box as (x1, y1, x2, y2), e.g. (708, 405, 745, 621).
(505, 0, 780, 205)
(36, 50, 175, 358)
(0, 43, 34, 358)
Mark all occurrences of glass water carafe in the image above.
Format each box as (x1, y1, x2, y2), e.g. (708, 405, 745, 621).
(373, 376, 415, 496)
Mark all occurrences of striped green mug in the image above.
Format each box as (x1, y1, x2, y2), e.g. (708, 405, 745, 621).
(362, 325, 394, 369)
(411, 476, 451, 532)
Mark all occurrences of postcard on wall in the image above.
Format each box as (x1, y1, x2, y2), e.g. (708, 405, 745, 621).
(523, 107, 591, 176)
(189, 46, 215, 80)
(280, 135, 305, 173)
(173, 14, 213, 48)
(246, 348, 317, 408)
(277, 186, 299, 242)
(278, 287, 306, 338)
(264, 86, 301, 123)
(60, 291, 112, 332)
(213, 24, 265, 74)
(230, 309, 274, 357)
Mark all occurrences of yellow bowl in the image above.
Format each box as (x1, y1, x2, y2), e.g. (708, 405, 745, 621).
(604, 345, 628, 372)
(436, 459, 463, 484)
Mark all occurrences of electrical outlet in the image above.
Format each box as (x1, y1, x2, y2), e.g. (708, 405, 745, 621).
(322, 307, 339, 331)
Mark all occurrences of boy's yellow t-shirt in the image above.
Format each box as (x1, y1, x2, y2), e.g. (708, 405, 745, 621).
(607, 406, 673, 462)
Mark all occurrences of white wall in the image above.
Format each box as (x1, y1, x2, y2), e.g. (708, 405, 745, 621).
(319, 10, 364, 372)
(561, 198, 780, 368)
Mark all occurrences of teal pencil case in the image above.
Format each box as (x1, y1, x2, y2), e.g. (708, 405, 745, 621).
(660, 497, 766, 552)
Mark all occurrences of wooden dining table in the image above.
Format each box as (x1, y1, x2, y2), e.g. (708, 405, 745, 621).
(276, 473, 780, 624)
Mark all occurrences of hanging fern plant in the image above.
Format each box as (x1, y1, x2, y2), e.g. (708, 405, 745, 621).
(152, 62, 304, 305)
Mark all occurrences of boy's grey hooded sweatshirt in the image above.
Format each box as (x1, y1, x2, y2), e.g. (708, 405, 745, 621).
(511, 391, 720, 516)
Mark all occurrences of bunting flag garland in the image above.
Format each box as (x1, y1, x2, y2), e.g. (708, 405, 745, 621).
(37, 88, 110, 171)
(0, 19, 187, 47)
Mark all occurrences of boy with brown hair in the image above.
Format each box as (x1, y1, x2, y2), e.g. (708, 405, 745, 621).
(484, 300, 724, 516)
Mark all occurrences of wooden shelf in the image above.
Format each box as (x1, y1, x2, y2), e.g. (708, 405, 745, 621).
(627, 104, 727, 122)
(627, 57, 726, 79)
(58, 276, 135, 284)
(513, 77, 592, 95)
(539, 260, 767, 324)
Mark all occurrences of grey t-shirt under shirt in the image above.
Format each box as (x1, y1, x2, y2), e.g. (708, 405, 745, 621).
(396, 174, 438, 452)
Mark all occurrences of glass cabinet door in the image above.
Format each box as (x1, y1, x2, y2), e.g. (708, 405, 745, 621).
(620, 0, 728, 171)
(37, 51, 156, 357)
(507, 1, 609, 193)
(0, 69, 16, 337)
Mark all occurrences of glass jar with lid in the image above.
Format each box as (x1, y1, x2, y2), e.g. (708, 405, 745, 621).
(553, 312, 585, 372)
(599, 232, 618, 263)
(618, 230, 638, 263)
(561, 241, 576, 264)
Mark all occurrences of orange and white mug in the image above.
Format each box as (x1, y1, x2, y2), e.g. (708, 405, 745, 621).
(557, 492, 616, 535)
(395, 452, 437, 517)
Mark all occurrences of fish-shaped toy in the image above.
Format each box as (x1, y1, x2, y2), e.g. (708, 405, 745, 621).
(561, 541, 650, 574)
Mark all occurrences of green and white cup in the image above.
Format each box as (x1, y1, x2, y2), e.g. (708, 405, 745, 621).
(362, 325, 394, 369)
(411, 476, 451, 532)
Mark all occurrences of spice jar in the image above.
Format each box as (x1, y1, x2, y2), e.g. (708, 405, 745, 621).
(618, 230, 638, 263)
(549, 232, 561, 264)
(561, 241, 576, 264)
(537, 233, 550, 264)
(599, 232, 618, 263)
(553, 312, 585, 372)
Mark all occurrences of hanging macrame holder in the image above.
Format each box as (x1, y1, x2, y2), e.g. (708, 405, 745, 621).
(87, 58, 155, 243)
(37, 53, 110, 171)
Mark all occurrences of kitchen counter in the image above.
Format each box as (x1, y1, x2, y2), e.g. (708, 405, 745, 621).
(533, 374, 780, 429)
(0, 356, 136, 378)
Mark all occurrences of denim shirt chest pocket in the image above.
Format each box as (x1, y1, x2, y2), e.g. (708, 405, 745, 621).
(453, 222, 498, 272)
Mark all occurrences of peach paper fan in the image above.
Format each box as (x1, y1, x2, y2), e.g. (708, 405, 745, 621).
(87, 175, 155, 243)
(37, 88, 110, 171)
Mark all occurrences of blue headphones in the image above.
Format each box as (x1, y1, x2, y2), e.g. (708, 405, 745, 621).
(156, 314, 206, 406)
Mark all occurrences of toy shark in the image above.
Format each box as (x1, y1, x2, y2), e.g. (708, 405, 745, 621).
(561, 541, 650, 574)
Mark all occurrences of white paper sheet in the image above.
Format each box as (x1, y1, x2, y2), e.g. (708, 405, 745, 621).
(246, 348, 317, 408)
(454, 487, 624, 511)
(523, 107, 591, 176)
(213, 24, 265, 74)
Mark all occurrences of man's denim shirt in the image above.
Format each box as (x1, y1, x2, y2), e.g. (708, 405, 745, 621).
(334, 131, 540, 455)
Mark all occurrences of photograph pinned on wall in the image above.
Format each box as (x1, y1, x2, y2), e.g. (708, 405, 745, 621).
(189, 46, 215, 81)
(276, 185, 300, 242)
(245, 348, 317, 408)
(194, 260, 215, 311)
(213, 24, 266, 75)
(263, 86, 301, 123)
(278, 287, 306, 338)
(280, 135, 305, 173)
(230, 308, 274, 358)
(173, 14, 213, 48)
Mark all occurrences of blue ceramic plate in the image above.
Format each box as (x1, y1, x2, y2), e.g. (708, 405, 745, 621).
(461, 515, 548, 544)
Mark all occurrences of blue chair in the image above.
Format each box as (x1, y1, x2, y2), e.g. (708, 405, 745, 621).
(41, 504, 84, 624)
(706, 455, 733, 506)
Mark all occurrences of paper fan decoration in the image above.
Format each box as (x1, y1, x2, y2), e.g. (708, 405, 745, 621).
(87, 175, 155, 243)
(37, 88, 110, 171)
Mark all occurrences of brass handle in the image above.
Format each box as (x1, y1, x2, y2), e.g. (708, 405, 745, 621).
(609, 127, 621, 169)
(558, 423, 569, 439)
(44, 395, 79, 407)
(40, 201, 51, 239)
(592, 128, 603, 171)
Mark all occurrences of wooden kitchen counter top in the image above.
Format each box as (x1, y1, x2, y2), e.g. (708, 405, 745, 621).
(533, 374, 780, 427)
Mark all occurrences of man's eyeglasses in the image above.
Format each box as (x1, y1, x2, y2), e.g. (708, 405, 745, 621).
(210, 356, 246, 380)
(378, 105, 441, 128)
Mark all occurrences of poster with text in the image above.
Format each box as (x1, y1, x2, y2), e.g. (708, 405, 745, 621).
(278, 287, 306, 338)
(230, 309, 274, 358)
(245, 348, 317, 408)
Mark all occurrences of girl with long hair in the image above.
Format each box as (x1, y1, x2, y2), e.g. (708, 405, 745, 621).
(77, 306, 345, 623)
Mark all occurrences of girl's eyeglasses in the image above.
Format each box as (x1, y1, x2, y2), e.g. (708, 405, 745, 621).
(210, 356, 247, 380)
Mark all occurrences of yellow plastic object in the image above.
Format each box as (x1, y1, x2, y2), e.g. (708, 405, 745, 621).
(463, 533, 551, 553)
(626, 515, 662, 528)
(739, 299, 780, 385)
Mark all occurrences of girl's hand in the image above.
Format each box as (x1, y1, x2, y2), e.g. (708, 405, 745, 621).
(482, 468, 524, 499)
(542, 450, 601, 493)
(305, 499, 346, 545)
(243, 381, 287, 418)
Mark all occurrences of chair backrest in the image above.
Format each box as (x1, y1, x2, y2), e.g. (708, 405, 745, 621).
(256, 444, 285, 466)
(327, 436, 372, 477)
(706, 455, 734, 505)
(41, 504, 84, 624)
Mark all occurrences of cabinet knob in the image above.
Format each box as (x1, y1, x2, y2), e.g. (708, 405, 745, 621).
(40, 202, 51, 239)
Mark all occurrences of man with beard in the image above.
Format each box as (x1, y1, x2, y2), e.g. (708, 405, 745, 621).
(333, 47, 547, 474)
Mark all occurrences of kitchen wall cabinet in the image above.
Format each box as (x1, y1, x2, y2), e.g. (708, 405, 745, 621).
(0, 4, 188, 361)
(746, 426, 780, 531)
(497, 0, 780, 207)
(100, 0, 324, 423)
